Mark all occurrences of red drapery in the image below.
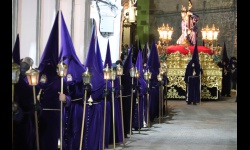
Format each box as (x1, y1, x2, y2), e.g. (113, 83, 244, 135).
(166, 45, 213, 55)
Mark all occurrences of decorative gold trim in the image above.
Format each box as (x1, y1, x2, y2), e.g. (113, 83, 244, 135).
(167, 87, 186, 99)
(165, 51, 222, 99)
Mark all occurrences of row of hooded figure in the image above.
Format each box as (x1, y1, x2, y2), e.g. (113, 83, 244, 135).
(12, 11, 166, 150)
(12, 53, 167, 150)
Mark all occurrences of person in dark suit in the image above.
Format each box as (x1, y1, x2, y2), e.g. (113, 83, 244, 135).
(220, 42, 231, 97)
(230, 57, 237, 91)
(230, 57, 237, 102)
(13, 57, 42, 150)
(221, 60, 232, 97)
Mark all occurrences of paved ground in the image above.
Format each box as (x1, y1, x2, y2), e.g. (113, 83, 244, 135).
(107, 91, 237, 150)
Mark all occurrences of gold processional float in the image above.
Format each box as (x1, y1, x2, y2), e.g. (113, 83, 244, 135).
(157, 3, 222, 100)
(164, 46, 222, 100)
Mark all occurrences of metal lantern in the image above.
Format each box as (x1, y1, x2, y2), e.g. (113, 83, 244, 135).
(111, 68, 117, 81)
(57, 60, 68, 150)
(159, 66, 165, 75)
(103, 64, 111, 80)
(157, 23, 174, 45)
(144, 71, 150, 81)
(116, 63, 125, 144)
(116, 64, 123, 76)
(144, 69, 151, 127)
(25, 67, 40, 150)
(12, 61, 20, 84)
(201, 24, 220, 48)
(102, 64, 111, 149)
(26, 68, 40, 86)
(134, 68, 140, 79)
(82, 67, 92, 84)
(144, 70, 152, 81)
(157, 74, 163, 82)
(148, 71, 152, 79)
(57, 61, 68, 77)
(80, 67, 92, 150)
(129, 65, 136, 138)
(129, 66, 136, 78)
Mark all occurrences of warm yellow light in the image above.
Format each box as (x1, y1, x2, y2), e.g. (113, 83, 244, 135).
(201, 24, 220, 48)
(157, 74, 163, 82)
(158, 24, 174, 43)
(134, 68, 140, 79)
(144, 70, 151, 81)
(57, 61, 68, 77)
(26, 68, 40, 86)
(116, 64, 123, 76)
(103, 64, 111, 80)
(201, 24, 220, 41)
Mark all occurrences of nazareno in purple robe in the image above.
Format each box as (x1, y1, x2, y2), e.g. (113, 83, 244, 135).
(133, 50, 147, 129)
(108, 76, 124, 145)
(63, 81, 104, 150)
(37, 74, 71, 150)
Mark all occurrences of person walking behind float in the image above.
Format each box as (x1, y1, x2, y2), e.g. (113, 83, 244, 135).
(221, 60, 232, 97)
(230, 57, 237, 91)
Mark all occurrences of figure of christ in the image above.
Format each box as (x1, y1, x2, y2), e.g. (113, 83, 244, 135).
(176, 6, 191, 48)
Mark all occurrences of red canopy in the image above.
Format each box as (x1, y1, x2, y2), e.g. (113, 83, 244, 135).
(166, 45, 213, 55)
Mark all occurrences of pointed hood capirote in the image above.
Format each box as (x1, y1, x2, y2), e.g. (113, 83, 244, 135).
(58, 11, 86, 85)
(146, 41, 160, 84)
(221, 41, 229, 64)
(135, 50, 147, 95)
(85, 23, 106, 101)
(184, 43, 202, 83)
(191, 42, 200, 66)
(38, 11, 59, 85)
(104, 40, 112, 68)
(95, 38, 104, 73)
(103, 39, 113, 89)
(121, 46, 133, 96)
(142, 42, 148, 69)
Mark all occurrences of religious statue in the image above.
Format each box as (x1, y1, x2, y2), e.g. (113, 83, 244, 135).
(176, 0, 200, 47)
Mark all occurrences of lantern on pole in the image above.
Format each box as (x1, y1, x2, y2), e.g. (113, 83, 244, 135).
(79, 67, 92, 150)
(102, 64, 111, 149)
(26, 67, 40, 150)
(129, 65, 136, 138)
(134, 68, 141, 133)
(110, 67, 117, 149)
(12, 59, 20, 144)
(116, 64, 125, 144)
(143, 69, 151, 127)
(157, 73, 163, 124)
(57, 60, 68, 150)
